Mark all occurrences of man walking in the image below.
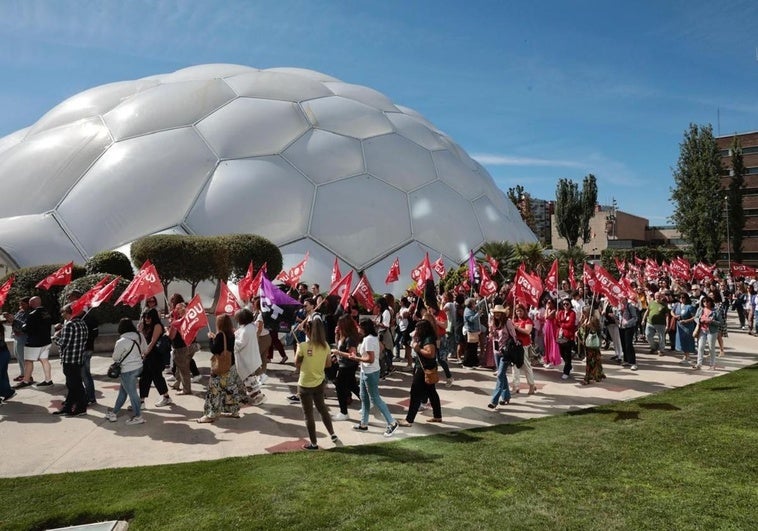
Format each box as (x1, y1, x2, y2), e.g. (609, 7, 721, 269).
(51, 304, 89, 416)
(7, 296, 54, 387)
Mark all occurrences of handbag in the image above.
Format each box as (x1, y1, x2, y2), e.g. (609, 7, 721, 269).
(556, 329, 568, 344)
(210, 331, 232, 376)
(502, 335, 524, 368)
(107, 340, 139, 379)
(423, 367, 439, 385)
(585, 332, 600, 349)
(467, 330, 480, 343)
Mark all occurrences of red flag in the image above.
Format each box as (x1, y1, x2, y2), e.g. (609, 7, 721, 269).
(238, 261, 255, 302)
(35, 262, 74, 290)
(410, 253, 433, 286)
(351, 273, 375, 312)
(330, 257, 342, 289)
(668, 259, 690, 282)
(544, 259, 559, 292)
(278, 252, 309, 288)
(115, 260, 163, 307)
(385, 257, 400, 283)
(634, 255, 645, 267)
(614, 257, 627, 275)
(70, 275, 111, 317)
(583, 262, 597, 293)
(593, 265, 624, 307)
(328, 270, 353, 310)
(730, 262, 756, 278)
(514, 266, 542, 307)
(274, 268, 290, 285)
(250, 263, 267, 298)
(568, 259, 577, 290)
(693, 262, 714, 281)
(619, 275, 638, 301)
(432, 255, 446, 278)
(177, 294, 208, 345)
(215, 281, 241, 316)
(479, 264, 498, 297)
(0, 276, 14, 308)
(486, 254, 499, 274)
(90, 276, 121, 308)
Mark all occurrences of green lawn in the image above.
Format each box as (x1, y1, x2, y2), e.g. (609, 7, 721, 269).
(2, 366, 757, 531)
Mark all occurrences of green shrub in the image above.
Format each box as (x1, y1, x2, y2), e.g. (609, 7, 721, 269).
(0, 263, 86, 321)
(59, 274, 140, 324)
(85, 251, 134, 280)
(220, 234, 282, 281)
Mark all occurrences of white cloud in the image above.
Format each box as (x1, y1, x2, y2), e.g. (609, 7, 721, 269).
(471, 153, 584, 168)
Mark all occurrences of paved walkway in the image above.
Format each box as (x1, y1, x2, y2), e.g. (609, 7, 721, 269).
(1, 323, 756, 478)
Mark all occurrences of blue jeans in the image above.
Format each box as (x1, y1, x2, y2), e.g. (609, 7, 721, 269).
(491, 355, 511, 405)
(114, 366, 143, 416)
(0, 346, 12, 399)
(359, 370, 395, 426)
(14, 335, 25, 376)
(696, 331, 718, 368)
(645, 323, 666, 352)
(437, 336, 452, 378)
(81, 350, 95, 402)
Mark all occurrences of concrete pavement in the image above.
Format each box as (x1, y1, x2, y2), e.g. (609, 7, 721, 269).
(1, 322, 756, 478)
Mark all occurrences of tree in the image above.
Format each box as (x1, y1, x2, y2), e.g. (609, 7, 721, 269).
(507, 185, 538, 234)
(85, 250, 134, 280)
(479, 240, 517, 283)
(514, 242, 546, 276)
(670, 123, 724, 263)
(554, 174, 597, 249)
(727, 136, 746, 262)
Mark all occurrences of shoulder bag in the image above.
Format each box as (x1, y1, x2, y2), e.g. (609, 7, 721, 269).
(107, 340, 139, 379)
(211, 331, 232, 377)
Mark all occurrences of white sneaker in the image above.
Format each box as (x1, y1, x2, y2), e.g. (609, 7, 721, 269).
(630, 365, 638, 371)
(445, 377, 454, 388)
(332, 412, 350, 421)
(259, 373, 268, 386)
(561, 374, 570, 380)
(105, 410, 118, 422)
(191, 375, 202, 383)
(126, 416, 145, 425)
(418, 403, 429, 411)
(155, 396, 173, 407)
(166, 375, 176, 383)
(250, 393, 266, 406)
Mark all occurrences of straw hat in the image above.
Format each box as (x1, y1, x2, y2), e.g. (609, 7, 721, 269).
(492, 304, 508, 314)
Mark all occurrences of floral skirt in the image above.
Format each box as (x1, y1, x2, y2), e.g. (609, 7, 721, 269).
(203, 364, 242, 417)
(583, 348, 605, 383)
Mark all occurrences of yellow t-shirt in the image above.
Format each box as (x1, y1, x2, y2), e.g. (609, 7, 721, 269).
(296, 341, 330, 388)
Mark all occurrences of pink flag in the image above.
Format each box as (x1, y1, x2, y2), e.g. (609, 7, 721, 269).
(432, 255, 446, 278)
(544, 259, 559, 293)
(90, 276, 121, 308)
(351, 273, 375, 312)
(328, 270, 353, 310)
(238, 261, 255, 303)
(467, 249, 477, 285)
(115, 260, 163, 307)
(330, 257, 342, 289)
(0, 276, 14, 308)
(177, 294, 209, 345)
(35, 262, 74, 290)
(215, 281, 241, 316)
(70, 275, 111, 317)
(385, 258, 400, 284)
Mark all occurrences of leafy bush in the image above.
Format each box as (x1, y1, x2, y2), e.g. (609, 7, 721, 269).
(59, 274, 140, 324)
(0, 263, 86, 321)
(220, 234, 282, 281)
(85, 251, 134, 280)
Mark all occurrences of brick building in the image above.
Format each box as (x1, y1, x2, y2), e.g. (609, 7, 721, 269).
(716, 131, 758, 267)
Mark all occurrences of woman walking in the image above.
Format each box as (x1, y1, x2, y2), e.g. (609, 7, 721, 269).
(542, 298, 562, 368)
(295, 316, 338, 450)
(693, 296, 721, 370)
(106, 318, 148, 424)
(672, 293, 697, 363)
(335, 318, 398, 436)
(487, 305, 513, 409)
(511, 304, 537, 394)
(398, 318, 442, 426)
(582, 316, 605, 385)
(556, 298, 577, 380)
(332, 314, 361, 421)
(197, 314, 242, 423)
(138, 308, 172, 408)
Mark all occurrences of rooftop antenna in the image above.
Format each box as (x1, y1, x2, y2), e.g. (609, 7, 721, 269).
(717, 107, 721, 136)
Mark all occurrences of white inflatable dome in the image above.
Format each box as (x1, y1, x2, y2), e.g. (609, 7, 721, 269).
(0, 64, 535, 290)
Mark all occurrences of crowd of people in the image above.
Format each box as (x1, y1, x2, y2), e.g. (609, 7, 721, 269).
(1, 270, 756, 451)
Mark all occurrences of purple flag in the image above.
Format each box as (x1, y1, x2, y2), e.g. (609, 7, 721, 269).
(259, 274, 302, 321)
(467, 249, 477, 285)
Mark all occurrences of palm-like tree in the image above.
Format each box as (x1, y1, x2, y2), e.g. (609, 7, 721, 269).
(514, 242, 546, 276)
(478, 241, 517, 283)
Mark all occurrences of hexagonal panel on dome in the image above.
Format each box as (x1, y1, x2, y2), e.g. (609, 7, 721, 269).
(473, 195, 517, 243)
(323, 82, 399, 112)
(310, 174, 411, 269)
(103, 79, 237, 141)
(363, 242, 457, 296)
(395, 105, 442, 134)
(432, 150, 487, 200)
(410, 181, 484, 262)
(282, 129, 363, 184)
(279, 239, 354, 287)
(185, 156, 314, 244)
(264, 67, 341, 83)
(0, 127, 29, 158)
(57, 127, 217, 255)
(225, 71, 334, 102)
(301, 96, 393, 139)
(385, 112, 446, 151)
(0, 118, 111, 217)
(196, 98, 309, 159)
(158, 63, 257, 82)
(364, 134, 436, 191)
(0, 213, 84, 268)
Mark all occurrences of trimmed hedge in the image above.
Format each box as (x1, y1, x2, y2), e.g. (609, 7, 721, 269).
(85, 251, 134, 280)
(0, 263, 86, 321)
(221, 234, 282, 281)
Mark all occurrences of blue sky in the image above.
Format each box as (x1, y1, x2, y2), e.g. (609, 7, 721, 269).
(1, 0, 757, 225)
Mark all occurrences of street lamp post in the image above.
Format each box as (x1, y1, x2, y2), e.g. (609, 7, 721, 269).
(724, 195, 731, 272)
